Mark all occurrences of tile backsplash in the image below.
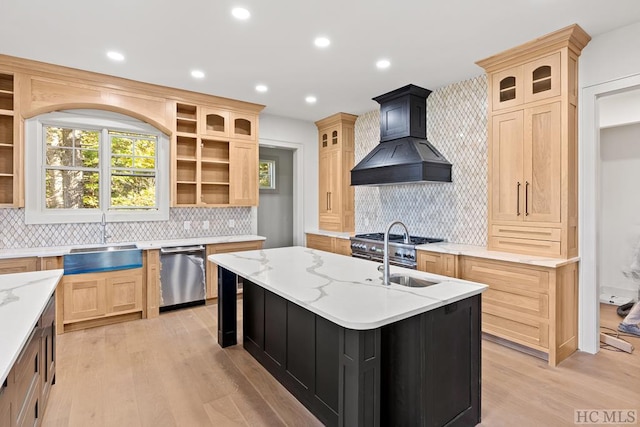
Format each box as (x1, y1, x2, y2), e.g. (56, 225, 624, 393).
(355, 75, 488, 246)
(0, 207, 251, 249)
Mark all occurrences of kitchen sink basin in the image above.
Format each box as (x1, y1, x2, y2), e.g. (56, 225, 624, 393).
(64, 244, 142, 275)
(389, 274, 439, 288)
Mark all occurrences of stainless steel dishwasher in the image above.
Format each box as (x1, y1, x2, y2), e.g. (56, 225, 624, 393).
(159, 245, 206, 312)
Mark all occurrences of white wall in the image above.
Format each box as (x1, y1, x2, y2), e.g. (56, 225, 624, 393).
(581, 21, 640, 88)
(258, 114, 318, 242)
(599, 123, 640, 300)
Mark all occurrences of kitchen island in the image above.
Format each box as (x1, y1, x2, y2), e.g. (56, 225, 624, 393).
(210, 246, 487, 427)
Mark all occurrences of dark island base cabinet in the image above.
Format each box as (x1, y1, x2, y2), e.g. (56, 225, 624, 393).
(218, 267, 481, 427)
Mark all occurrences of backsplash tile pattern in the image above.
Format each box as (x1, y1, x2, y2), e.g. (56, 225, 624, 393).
(0, 207, 251, 249)
(355, 75, 488, 246)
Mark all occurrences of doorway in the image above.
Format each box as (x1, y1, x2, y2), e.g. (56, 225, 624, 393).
(581, 76, 640, 353)
(257, 146, 294, 248)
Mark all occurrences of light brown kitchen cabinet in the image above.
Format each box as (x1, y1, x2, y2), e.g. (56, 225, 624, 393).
(0, 257, 37, 275)
(315, 113, 357, 232)
(0, 71, 21, 207)
(206, 240, 264, 300)
(173, 102, 258, 207)
(417, 251, 458, 278)
(229, 140, 258, 205)
(145, 249, 160, 319)
(459, 256, 578, 366)
(38, 256, 62, 271)
(306, 233, 352, 257)
(477, 24, 590, 258)
(60, 268, 143, 332)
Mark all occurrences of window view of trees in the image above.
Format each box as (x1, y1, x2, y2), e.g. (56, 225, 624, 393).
(44, 127, 158, 210)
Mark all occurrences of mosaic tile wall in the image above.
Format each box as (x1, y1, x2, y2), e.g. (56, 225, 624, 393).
(355, 75, 488, 246)
(0, 207, 251, 249)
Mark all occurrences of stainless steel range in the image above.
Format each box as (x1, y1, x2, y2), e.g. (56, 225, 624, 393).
(350, 233, 444, 269)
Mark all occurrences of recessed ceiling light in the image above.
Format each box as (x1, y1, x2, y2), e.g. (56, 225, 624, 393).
(106, 51, 125, 61)
(255, 84, 268, 93)
(314, 37, 330, 48)
(305, 95, 317, 104)
(191, 70, 205, 79)
(232, 7, 250, 20)
(376, 59, 391, 69)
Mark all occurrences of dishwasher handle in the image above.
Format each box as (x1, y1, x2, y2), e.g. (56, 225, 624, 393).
(160, 245, 205, 254)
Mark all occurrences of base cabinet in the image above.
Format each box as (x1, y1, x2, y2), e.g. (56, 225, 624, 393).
(206, 240, 264, 300)
(241, 276, 480, 427)
(60, 268, 143, 333)
(1, 294, 55, 427)
(417, 251, 458, 277)
(305, 233, 351, 257)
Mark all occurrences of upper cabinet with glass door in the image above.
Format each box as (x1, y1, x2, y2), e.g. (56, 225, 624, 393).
(490, 52, 561, 111)
(200, 107, 257, 141)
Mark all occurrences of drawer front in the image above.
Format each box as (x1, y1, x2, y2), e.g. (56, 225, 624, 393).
(483, 307, 549, 349)
(460, 257, 549, 294)
(488, 236, 561, 257)
(483, 287, 549, 319)
(13, 328, 40, 420)
(491, 224, 561, 241)
(333, 238, 352, 256)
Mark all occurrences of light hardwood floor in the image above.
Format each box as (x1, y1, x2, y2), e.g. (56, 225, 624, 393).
(42, 303, 640, 427)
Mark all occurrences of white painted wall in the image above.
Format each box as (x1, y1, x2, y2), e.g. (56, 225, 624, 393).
(258, 114, 318, 244)
(599, 88, 640, 129)
(599, 123, 640, 300)
(581, 21, 640, 88)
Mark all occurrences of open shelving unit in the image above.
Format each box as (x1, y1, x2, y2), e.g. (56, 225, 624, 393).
(0, 72, 15, 206)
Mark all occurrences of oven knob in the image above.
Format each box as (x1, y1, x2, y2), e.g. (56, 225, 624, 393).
(395, 252, 401, 257)
(405, 254, 415, 260)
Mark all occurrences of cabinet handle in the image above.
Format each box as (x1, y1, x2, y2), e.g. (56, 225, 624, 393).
(326, 193, 330, 210)
(516, 182, 521, 216)
(328, 192, 332, 210)
(525, 181, 530, 216)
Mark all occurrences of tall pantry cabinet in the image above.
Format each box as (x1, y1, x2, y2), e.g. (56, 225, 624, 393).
(476, 24, 591, 259)
(315, 113, 357, 232)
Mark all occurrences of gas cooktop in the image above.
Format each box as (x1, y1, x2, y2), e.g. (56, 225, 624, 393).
(353, 233, 444, 245)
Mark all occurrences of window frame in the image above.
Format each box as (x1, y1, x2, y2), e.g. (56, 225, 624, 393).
(25, 110, 170, 224)
(259, 158, 277, 191)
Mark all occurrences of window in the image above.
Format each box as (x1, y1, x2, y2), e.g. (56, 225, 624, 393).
(25, 110, 169, 224)
(259, 159, 276, 190)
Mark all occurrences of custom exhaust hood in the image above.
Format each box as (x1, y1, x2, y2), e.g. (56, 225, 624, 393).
(350, 84, 452, 186)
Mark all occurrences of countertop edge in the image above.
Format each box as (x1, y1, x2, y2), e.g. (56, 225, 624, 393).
(0, 235, 266, 259)
(416, 243, 580, 268)
(305, 230, 353, 240)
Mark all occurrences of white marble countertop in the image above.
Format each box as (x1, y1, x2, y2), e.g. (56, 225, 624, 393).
(209, 246, 487, 330)
(0, 235, 265, 259)
(0, 269, 63, 384)
(415, 242, 579, 268)
(305, 229, 353, 240)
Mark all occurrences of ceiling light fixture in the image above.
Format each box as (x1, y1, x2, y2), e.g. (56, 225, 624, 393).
(255, 84, 268, 93)
(376, 59, 391, 69)
(106, 51, 125, 61)
(305, 95, 317, 104)
(191, 70, 205, 79)
(232, 7, 250, 20)
(314, 37, 330, 48)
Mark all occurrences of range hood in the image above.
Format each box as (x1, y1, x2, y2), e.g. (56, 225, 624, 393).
(351, 84, 452, 186)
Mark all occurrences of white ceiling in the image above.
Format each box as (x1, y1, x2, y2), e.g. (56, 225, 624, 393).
(2, 0, 640, 123)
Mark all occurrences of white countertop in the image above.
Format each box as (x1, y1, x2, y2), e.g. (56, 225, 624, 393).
(209, 246, 486, 330)
(305, 229, 353, 240)
(0, 269, 63, 384)
(0, 235, 266, 259)
(416, 242, 579, 268)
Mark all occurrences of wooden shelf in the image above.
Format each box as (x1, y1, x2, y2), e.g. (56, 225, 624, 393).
(0, 109, 13, 116)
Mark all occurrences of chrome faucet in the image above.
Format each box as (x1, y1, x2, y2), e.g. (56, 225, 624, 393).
(382, 220, 410, 286)
(100, 213, 110, 244)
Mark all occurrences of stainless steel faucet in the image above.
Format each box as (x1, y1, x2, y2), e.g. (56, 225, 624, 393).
(100, 212, 110, 244)
(383, 220, 410, 286)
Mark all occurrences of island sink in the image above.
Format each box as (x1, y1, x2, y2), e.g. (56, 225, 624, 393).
(389, 274, 439, 288)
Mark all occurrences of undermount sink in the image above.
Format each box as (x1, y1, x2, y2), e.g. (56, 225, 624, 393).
(64, 244, 142, 275)
(389, 274, 439, 288)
